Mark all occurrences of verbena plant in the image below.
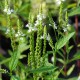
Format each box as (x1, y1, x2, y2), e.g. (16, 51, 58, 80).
(0, 0, 80, 80)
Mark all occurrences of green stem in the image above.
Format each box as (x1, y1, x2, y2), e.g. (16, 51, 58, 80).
(53, 51, 56, 66)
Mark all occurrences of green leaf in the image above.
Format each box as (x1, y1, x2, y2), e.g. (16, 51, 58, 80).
(55, 32, 75, 50)
(57, 58, 64, 64)
(67, 64, 75, 76)
(73, 50, 80, 60)
(0, 26, 7, 32)
(0, 58, 10, 65)
(9, 51, 20, 71)
(68, 77, 78, 80)
(69, 7, 80, 16)
(18, 43, 29, 53)
(18, 3, 30, 12)
(11, 76, 20, 80)
(30, 66, 57, 73)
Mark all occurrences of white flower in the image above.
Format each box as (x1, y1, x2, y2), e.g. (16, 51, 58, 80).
(34, 20, 39, 26)
(54, 22, 57, 29)
(49, 24, 52, 26)
(55, 0, 61, 6)
(40, 35, 44, 39)
(3, 8, 14, 15)
(3, 8, 7, 12)
(46, 34, 50, 41)
(37, 13, 46, 21)
(42, 14, 46, 19)
(10, 9, 14, 13)
(7, 9, 11, 15)
(55, 0, 65, 6)
(40, 34, 50, 41)
(78, 76, 80, 80)
(26, 22, 37, 33)
(5, 28, 10, 34)
(20, 37, 24, 41)
(67, 24, 71, 27)
(21, 34, 25, 36)
(25, 23, 32, 28)
(37, 13, 42, 21)
(63, 28, 67, 32)
(28, 27, 37, 33)
(15, 33, 19, 37)
(15, 31, 23, 37)
(51, 56, 54, 63)
(32, 27, 37, 31)
(25, 24, 29, 28)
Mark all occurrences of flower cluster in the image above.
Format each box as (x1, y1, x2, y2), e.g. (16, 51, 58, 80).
(25, 23, 37, 33)
(3, 8, 14, 15)
(5, 28, 15, 34)
(54, 22, 57, 29)
(40, 33, 50, 41)
(35, 13, 46, 27)
(55, 0, 65, 6)
(15, 31, 25, 37)
(63, 28, 67, 32)
(49, 22, 57, 30)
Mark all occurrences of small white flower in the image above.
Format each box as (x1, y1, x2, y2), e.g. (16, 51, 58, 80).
(25, 23, 32, 28)
(51, 56, 54, 63)
(42, 14, 46, 19)
(78, 76, 80, 80)
(40, 35, 44, 39)
(40, 34, 50, 41)
(15, 33, 19, 37)
(32, 27, 37, 31)
(37, 13, 42, 20)
(3, 8, 7, 12)
(21, 34, 25, 36)
(67, 24, 71, 27)
(55, 0, 61, 6)
(47, 34, 50, 41)
(63, 28, 67, 32)
(3, 8, 14, 15)
(25, 24, 29, 28)
(37, 13, 46, 21)
(5, 28, 10, 34)
(28, 27, 37, 33)
(10, 9, 14, 13)
(54, 22, 57, 29)
(20, 37, 24, 41)
(28, 29, 32, 33)
(55, 0, 65, 6)
(49, 24, 52, 26)
(34, 20, 39, 26)
(7, 9, 11, 15)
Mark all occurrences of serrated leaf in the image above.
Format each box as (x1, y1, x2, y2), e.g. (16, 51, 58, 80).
(30, 66, 57, 73)
(55, 32, 75, 50)
(67, 64, 75, 76)
(9, 51, 20, 71)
